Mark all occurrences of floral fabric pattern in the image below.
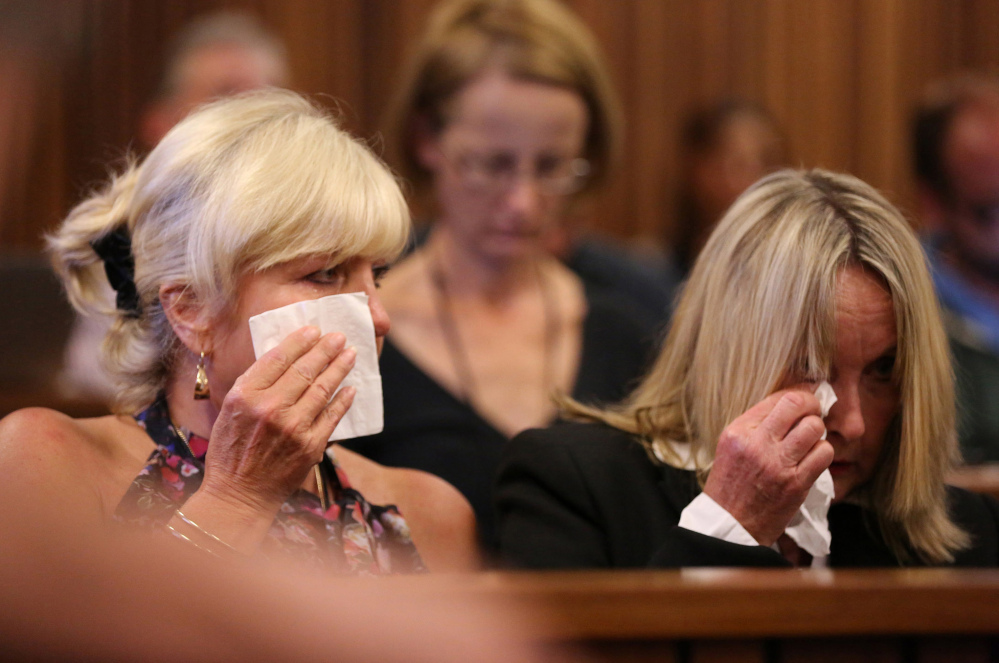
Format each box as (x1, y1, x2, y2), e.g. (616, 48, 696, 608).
(115, 396, 424, 575)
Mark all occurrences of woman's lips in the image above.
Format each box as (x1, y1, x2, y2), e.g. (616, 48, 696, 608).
(828, 461, 853, 476)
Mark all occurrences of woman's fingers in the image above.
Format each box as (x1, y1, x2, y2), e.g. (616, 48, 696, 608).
(297, 344, 357, 423)
(759, 389, 821, 443)
(797, 438, 835, 487)
(312, 384, 356, 444)
(267, 332, 347, 403)
(781, 414, 826, 463)
(242, 326, 324, 389)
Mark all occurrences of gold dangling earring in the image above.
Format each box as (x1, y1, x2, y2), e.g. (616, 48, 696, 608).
(194, 351, 210, 400)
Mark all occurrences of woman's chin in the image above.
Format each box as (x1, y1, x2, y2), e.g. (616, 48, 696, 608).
(829, 464, 857, 503)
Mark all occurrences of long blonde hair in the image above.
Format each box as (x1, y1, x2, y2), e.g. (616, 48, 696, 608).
(48, 90, 410, 413)
(566, 168, 968, 564)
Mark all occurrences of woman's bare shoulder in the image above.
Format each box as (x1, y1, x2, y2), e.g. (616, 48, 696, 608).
(0, 408, 145, 458)
(0, 408, 153, 508)
(544, 257, 586, 317)
(333, 447, 480, 571)
(0, 407, 101, 454)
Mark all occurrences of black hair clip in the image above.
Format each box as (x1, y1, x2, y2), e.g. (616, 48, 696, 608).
(91, 227, 141, 318)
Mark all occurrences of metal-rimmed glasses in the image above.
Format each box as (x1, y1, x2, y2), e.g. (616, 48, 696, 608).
(441, 149, 591, 197)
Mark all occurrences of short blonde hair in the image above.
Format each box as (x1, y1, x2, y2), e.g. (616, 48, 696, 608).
(567, 168, 968, 564)
(48, 89, 410, 413)
(385, 0, 622, 197)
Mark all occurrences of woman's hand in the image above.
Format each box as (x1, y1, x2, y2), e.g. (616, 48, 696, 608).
(702, 387, 834, 547)
(198, 326, 356, 518)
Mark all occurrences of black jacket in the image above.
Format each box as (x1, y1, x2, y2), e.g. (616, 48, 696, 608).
(495, 421, 999, 568)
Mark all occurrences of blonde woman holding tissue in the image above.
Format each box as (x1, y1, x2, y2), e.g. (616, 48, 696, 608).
(0, 90, 478, 573)
(496, 169, 999, 569)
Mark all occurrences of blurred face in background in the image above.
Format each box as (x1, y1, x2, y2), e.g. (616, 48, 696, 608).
(141, 43, 289, 148)
(417, 70, 589, 265)
(942, 101, 999, 279)
(688, 112, 785, 257)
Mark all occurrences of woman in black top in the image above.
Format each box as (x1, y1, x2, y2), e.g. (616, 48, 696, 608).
(497, 169, 999, 569)
(343, 0, 654, 551)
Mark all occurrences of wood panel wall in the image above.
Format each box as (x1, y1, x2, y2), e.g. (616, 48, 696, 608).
(4, 0, 999, 252)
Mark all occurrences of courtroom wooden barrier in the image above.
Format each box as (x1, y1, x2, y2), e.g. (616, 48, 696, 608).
(367, 569, 999, 663)
(949, 465, 999, 501)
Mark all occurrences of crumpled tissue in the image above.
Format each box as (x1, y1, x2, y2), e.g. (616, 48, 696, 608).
(784, 380, 837, 557)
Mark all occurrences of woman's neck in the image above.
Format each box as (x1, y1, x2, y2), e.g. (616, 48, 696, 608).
(424, 226, 545, 302)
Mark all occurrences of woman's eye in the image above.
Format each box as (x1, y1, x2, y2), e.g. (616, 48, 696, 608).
(482, 153, 517, 177)
(373, 264, 391, 288)
(306, 267, 343, 285)
(870, 354, 896, 380)
(535, 155, 565, 177)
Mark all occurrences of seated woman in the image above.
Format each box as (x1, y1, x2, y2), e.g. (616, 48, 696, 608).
(496, 169, 999, 569)
(0, 90, 478, 573)
(343, 0, 656, 553)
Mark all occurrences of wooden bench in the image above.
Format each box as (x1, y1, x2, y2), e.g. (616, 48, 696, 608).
(949, 464, 999, 501)
(371, 569, 999, 662)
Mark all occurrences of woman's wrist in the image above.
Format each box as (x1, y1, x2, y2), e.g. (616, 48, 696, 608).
(174, 485, 284, 554)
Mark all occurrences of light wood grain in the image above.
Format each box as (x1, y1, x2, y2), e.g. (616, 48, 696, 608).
(5, 1, 999, 252)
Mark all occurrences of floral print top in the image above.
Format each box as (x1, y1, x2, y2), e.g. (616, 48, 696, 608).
(115, 396, 425, 575)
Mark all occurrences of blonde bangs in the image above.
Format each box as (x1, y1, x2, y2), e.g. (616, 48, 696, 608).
(183, 100, 410, 306)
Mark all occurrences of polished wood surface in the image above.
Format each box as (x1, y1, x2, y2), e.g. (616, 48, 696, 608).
(376, 569, 999, 640)
(949, 464, 999, 501)
(368, 569, 999, 662)
(5, 1, 999, 252)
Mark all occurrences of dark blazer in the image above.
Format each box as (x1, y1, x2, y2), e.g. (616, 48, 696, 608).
(494, 421, 999, 569)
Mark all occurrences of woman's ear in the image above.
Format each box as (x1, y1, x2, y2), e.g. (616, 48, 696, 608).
(159, 283, 212, 354)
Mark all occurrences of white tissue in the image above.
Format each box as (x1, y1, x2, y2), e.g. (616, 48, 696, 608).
(814, 381, 836, 440)
(248, 292, 382, 442)
(784, 380, 837, 557)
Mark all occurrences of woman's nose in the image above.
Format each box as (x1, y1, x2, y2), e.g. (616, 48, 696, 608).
(367, 290, 391, 339)
(824, 380, 866, 443)
(503, 176, 543, 219)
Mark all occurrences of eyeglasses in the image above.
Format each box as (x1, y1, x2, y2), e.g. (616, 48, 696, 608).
(441, 149, 591, 197)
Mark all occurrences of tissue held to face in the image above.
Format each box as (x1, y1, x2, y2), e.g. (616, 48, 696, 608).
(703, 265, 899, 546)
(207, 255, 390, 404)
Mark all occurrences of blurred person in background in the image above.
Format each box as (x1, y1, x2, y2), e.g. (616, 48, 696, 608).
(59, 10, 290, 403)
(138, 10, 290, 149)
(914, 75, 999, 462)
(343, 0, 655, 554)
(670, 99, 787, 276)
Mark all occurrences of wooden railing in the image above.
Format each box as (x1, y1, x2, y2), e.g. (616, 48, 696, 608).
(949, 465, 999, 501)
(371, 569, 999, 662)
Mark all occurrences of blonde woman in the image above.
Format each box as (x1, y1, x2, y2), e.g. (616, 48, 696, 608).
(0, 90, 478, 572)
(344, 0, 655, 553)
(496, 169, 999, 568)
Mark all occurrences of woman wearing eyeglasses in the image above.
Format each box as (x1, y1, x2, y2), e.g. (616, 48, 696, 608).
(341, 0, 654, 553)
